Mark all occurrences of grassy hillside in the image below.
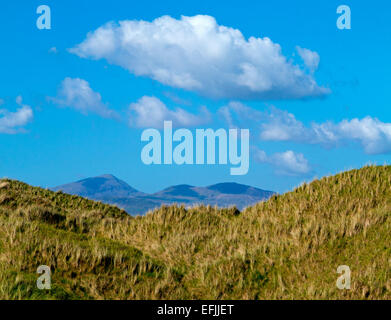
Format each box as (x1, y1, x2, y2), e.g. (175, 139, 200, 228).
(1, 165, 391, 299)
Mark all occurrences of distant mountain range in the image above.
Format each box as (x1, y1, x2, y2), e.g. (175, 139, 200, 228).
(52, 174, 275, 215)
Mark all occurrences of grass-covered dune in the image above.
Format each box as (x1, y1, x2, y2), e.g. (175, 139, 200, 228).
(1, 165, 391, 299)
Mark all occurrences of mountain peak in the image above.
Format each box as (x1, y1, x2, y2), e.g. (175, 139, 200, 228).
(96, 174, 118, 179)
(53, 174, 140, 199)
(206, 182, 274, 197)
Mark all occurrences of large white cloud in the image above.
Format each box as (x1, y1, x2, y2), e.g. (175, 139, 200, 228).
(49, 78, 118, 118)
(254, 148, 311, 176)
(129, 96, 211, 128)
(260, 108, 391, 155)
(70, 15, 329, 100)
(0, 96, 33, 134)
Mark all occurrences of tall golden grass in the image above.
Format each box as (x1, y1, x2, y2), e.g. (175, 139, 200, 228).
(1, 165, 391, 299)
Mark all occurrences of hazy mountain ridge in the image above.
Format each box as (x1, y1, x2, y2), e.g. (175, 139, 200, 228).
(53, 175, 275, 215)
(53, 174, 142, 198)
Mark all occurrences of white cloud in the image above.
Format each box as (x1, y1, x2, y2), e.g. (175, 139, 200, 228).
(218, 103, 391, 156)
(0, 96, 33, 134)
(260, 107, 309, 142)
(129, 96, 211, 128)
(163, 92, 191, 106)
(260, 107, 391, 155)
(70, 15, 329, 100)
(328, 118, 391, 154)
(49, 47, 58, 54)
(296, 46, 320, 73)
(254, 148, 311, 176)
(218, 101, 264, 128)
(15, 95, 23, 105)
(49, 78, 118, 118)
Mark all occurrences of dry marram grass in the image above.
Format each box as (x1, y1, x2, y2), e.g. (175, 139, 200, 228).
(0, 165, 391, 299)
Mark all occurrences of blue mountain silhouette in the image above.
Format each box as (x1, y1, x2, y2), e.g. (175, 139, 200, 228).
(53, 175, 275, 215)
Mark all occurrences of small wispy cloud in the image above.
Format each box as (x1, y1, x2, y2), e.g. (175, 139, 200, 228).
(49, 77, 118, 118)
(218, 101, 264, 128)
(254, 148, 311, 176)
(296, 46, 320, 73)
(49, 47, 58, 54)
(260, 107, 391, 155)
(0, 96, 33, 134)
(129, 96, 211, 128)
(219, 102, 391, 156)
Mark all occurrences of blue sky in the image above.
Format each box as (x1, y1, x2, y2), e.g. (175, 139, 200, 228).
(1, 0, 390, 194)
